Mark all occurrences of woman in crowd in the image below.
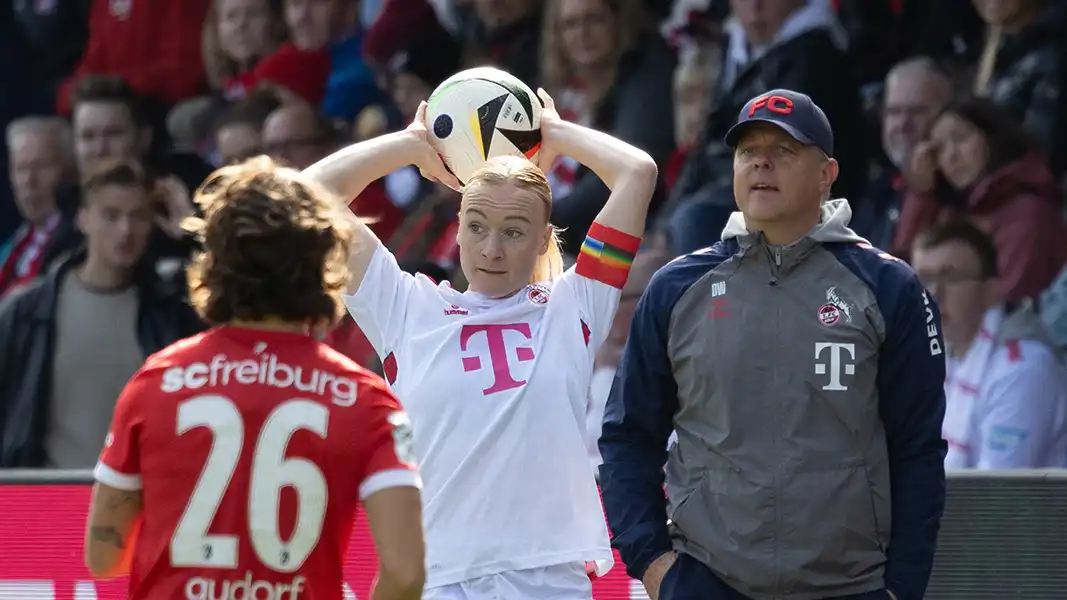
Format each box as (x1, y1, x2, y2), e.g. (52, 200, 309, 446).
(539, 0, 675, 252)
(202, 0, 286, 100)
(895, 97, 1067, 301)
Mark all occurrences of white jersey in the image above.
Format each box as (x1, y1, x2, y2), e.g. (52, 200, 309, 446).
(943, 306, 1067, 469)
(343, 236, 634, 588)
(586, 366, 616, 471)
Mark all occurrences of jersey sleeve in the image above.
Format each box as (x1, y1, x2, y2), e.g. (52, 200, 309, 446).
(93, 370, 152, 490)
(560, 222, 643, 350)
(355, 379, 422, 500)
(342, 243, 427, 359)
(975, 344, 1067, 468)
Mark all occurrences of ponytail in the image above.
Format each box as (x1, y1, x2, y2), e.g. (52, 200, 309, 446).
(530, 227, 564, 284)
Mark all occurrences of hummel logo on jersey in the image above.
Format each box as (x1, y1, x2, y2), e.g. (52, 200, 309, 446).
(711, 281, 726, 297)
(815, 342, 855, 391)
(444, 304, 469, 316)
(159, 352, 358, 407)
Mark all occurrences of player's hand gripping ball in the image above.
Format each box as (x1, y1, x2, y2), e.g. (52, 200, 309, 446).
(424, 67, 543, 185)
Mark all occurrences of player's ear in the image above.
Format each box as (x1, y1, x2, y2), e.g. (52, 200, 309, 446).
(76, 203, 91, 236)
(539, 224, 552, 255)
(819, 157, 839, 197)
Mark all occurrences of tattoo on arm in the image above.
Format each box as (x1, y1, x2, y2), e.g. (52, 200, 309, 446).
(90, 526, 126, 549)
(89, 488, 142, 552)
(104, 489, 143, 512)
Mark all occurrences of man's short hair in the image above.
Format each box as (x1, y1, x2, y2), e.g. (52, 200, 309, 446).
(212, 90, 282, 136)
(262, 103, 347, 157)
(70, 75, 147, 127)
(81, 158, 153, 197)
(915, 219, 998, 278)
(5, 115, 75, 165)
(885, 56, 952, 84)
(184, 156, 354, 327)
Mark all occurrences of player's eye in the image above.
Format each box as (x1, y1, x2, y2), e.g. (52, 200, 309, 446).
(504, 229, 523, 238)
(777, 145, 795, 155)
(468, 222, 484, 234)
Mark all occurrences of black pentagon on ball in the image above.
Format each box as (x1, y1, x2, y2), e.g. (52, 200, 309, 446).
(433, 114, 454, 139)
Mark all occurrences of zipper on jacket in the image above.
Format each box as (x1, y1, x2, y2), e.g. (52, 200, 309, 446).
(765, 244, 782, 285)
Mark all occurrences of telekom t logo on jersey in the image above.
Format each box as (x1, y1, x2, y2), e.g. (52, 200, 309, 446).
(460, 323, 536, 395)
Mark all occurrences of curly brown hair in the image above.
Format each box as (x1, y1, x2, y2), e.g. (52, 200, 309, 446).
(183, 156, 353, 327)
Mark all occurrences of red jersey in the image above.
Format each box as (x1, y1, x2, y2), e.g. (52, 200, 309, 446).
(94, 327, 420, 600)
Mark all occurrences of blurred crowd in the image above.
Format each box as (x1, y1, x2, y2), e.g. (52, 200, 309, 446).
(2, 0, 1067, 470)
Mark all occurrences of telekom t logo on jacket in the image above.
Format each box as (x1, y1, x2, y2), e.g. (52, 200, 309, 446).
(460, 324, 536, 395)
(815, 342, 856, 391)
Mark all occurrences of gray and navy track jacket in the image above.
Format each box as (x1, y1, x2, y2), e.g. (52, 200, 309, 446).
(599, 200, 948, 600)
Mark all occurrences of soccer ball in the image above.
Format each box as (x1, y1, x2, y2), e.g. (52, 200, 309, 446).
(425, 67, 543, 184)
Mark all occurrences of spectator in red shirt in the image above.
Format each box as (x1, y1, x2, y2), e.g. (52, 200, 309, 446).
(202, 0, 287, 101)
(57, 0, 213, 114)
(362, 0, 441, 68)
(249, 0, 380, 120)
(253, 43, 333, 107)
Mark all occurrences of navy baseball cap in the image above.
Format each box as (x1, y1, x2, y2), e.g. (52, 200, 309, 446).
(724, 89, 834, 157)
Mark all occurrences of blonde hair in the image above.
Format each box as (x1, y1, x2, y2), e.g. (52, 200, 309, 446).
(540, 0, 646, 113)
(464, 156, 564, 284)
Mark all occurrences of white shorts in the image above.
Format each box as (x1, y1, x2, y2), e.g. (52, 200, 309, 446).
(422, 562, 593, 600)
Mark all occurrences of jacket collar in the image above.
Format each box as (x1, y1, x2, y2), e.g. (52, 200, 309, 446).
(30, 249, 171, 321)
(723, 199, 868, 246)
(722, 198, 869, 274)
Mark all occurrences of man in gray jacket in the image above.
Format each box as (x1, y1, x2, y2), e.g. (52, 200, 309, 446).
(599, 90, 948, 600)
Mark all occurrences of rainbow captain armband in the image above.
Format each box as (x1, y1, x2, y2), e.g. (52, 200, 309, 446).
(575, 222, 641, 289)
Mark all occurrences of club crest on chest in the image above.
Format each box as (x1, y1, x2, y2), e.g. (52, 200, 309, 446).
(819, 286, 853, 327)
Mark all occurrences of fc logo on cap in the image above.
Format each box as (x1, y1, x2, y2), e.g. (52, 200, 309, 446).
(749, 95, 795, 117)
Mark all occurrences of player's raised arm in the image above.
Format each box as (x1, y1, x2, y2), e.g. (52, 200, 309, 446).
(302, 104, 461, 294)
(536, 89, 658, 239)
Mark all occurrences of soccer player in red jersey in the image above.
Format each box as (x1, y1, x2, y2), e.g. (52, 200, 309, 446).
(83, 156, 426, 600)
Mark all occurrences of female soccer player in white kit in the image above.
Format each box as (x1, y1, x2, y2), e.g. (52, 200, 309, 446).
(304, 90, 658, 600)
